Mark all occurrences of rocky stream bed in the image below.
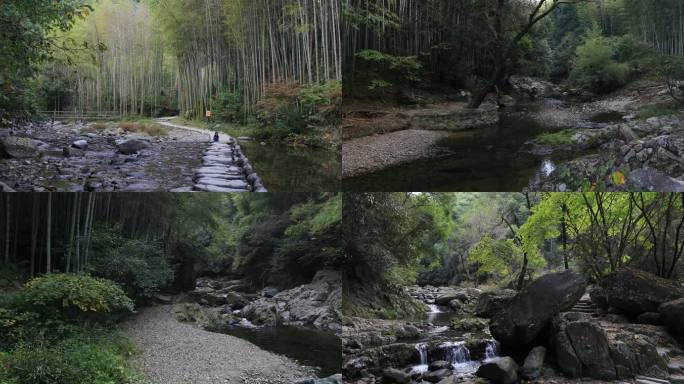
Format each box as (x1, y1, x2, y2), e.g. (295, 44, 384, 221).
(0, 119, 265, 192)
(343, 268, 684, 384)
(164, 270, 342, 383)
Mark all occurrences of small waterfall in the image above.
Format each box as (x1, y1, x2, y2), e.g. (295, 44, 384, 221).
(440, 341, 471, 365)
(541, 159, 556, 177)
(427, 304, 443, 314)
(485, 340, 499, 360)
(410, 343, 429, 374)
(439, 341, 479, 374)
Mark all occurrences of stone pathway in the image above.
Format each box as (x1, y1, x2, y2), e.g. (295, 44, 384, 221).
(156, 118, 267, 192)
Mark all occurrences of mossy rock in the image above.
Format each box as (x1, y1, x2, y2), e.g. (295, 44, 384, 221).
(451, 317, 488, 333)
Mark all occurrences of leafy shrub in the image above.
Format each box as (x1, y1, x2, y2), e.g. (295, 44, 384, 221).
(1, 330, 144, 384)
(20, 274, 134, 325)
(570, 31, 633, 93)
(213, 90, 243, 123)
(89, 226, 173, 302)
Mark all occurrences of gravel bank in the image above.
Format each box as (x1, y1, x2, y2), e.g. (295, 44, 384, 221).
(121, 305, 312, 384)
(342, 129, 450, 178)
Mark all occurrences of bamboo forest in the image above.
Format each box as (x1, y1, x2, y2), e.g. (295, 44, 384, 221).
(343, 192, 684, 384)
(0, 192, 342, 384)
(0, 0, 342, 192)
(342, 0, 684, 193)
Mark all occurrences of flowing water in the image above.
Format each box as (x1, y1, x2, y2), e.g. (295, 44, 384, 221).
(239, 141, 340, 191)
(222, 325, 341, 377)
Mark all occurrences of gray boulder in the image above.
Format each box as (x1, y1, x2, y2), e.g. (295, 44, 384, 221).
(551, 311, 668, 380)
(0, 136, 38, 158)
(242, 270, 341, 332)
(72, 139, 88, 150)
(490, 271, 586, 347)
(428, 361, 451, 371)
(117, 139, 149, 154)
(382, 368, 411, 384)
(396, 324, 420, 339)
(475, 290, 516, 318)
(603, 267, 684, 315)
(521, 346, 546, 380)
(424, 368, 452, 383)
(475, 357, 519, 384)
(659, 297, 684, 335)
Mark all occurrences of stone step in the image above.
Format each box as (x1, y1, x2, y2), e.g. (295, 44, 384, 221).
(193, 184, 248, 192)
(670, 374, 684, 384)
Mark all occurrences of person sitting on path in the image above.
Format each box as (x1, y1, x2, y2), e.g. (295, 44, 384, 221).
(213, 132, 219, 142)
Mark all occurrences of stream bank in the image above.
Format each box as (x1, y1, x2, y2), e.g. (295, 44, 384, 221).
(342, 78, 684, 192)
(169, 270, 342, 381)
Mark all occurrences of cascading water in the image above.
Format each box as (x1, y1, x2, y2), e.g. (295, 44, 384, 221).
(485, 340, 499, 360)
(427, 304, 443, 313)
(410, 343, 429, 374)
(439, 341, 479, 374)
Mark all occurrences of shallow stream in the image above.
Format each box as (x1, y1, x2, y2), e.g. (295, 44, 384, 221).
(239, 141, 340, 191)
(221, 325, 341, 377)
(343, 104, 624, 191)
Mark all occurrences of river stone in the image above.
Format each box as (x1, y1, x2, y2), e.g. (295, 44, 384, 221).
(196, 178, 248, 190)
(0, 136, 38, 158)
(195, 172, 244, 180)
(72, 139, 88, 149)
(396, 324, 420, 339)
(659, 297, 684, 335)
(603, 267, 684, 315)
(382, 368, 411, 384)
(117, 139, 149, 154)
(490, 270, 586, 348)
(628, 169, 684, 192)
(424, 368, 452, 383)
(521, 346, 546, 380)
(475, 357, 519, 384)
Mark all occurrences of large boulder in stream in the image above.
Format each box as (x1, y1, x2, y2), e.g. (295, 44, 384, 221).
(116, 139, 149, 154)
(475, 290, 516, 318)
(475, 357, 519, 384)
(489, 271, 586, 348)
(551, 311, 669, 380)
(0, 136, 38, 158)
(241, 270, 341, 332)
(659, 297, 684, 336)
(602, 267, 684, 316)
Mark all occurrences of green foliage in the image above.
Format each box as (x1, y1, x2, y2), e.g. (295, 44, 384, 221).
(0, 0, 91, 122)
(88, 226, 173, 302)
(468, 236, 520, 279)
(0, 330, 145, 384)
(535, 130, 574, 146)
(569, 31, 634, 93)
(353, 50, 422, 96)
(19, 274, 134, 325)
(213, 90, 244, 124)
